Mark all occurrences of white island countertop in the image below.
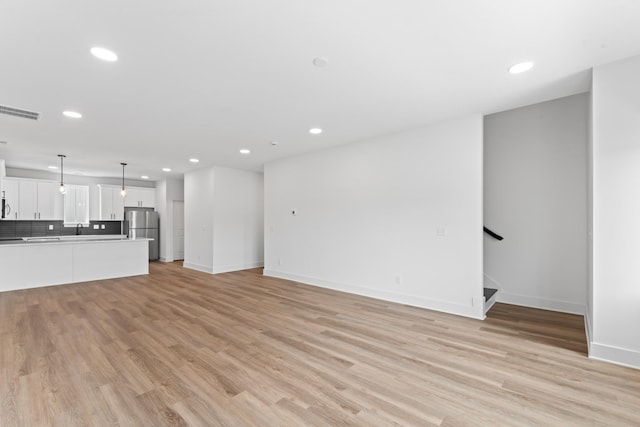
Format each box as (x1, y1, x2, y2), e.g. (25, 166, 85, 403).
(0, 236, 150, 292)
(0, 235, 153, 246)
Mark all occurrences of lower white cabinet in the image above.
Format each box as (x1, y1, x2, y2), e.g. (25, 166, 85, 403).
(0, 239, 149, 292)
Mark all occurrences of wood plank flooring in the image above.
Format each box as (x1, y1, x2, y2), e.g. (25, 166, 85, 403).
(1, 262, 639, 426)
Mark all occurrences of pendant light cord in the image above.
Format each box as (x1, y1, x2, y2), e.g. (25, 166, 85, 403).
(58, 154, 66, 194)
(121, 163, 127, 197)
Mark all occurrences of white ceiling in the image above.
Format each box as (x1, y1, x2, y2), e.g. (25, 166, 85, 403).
(1, 0, 640, 181)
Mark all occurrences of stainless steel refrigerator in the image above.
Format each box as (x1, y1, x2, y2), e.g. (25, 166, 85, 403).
(124, 207, 159, 261)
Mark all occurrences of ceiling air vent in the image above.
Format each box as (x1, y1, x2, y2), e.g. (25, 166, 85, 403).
(0, 104, 40, 120)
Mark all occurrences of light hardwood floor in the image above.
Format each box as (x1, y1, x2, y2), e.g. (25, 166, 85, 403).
(1, 262, 639, 426)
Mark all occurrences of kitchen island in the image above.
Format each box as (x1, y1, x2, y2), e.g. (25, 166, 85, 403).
(0, 235, 150, 292)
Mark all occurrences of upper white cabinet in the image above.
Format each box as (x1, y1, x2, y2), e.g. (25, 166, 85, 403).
(124, 187, 155, 208)
(3, 178, 63, 220)
(1, 178, 19, 220)
(36, 181, 62, 220)
(98, 185, 125, 220)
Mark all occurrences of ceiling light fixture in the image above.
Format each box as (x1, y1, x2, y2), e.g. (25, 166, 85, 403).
(120, 163, 127, 197)
(57, 155, 66, 194)
(90, 47, 118, 62)
(141, 175, 149, 180)
(162, 168, 171, 172)
(63, 111, 82, 119)
(309, 128, 322, 135)
(239, 148, 251, 155)
(48, 165, 58, 170)
(189, 158, 199, 163)
(508, 61, 534, 74)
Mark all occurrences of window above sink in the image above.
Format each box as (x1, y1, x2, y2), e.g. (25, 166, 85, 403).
(63, 184, 89, 226)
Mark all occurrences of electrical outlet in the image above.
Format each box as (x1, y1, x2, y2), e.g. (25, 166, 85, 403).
(93, 224, 99, 229)
(437, 226, 447, 237)
(101, 224, 105, 229)
(395, 275, 403, 285)
(48, 224, 54, 230)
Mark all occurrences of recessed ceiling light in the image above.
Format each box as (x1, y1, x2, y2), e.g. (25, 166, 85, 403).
(141, 175, 149, 179)
(63, 111, 82, 118)
(162, 168, 171, 172)
(189, 158, 199, 163)
(239, 148, 251, 155)
(90, 47, 118, 62)
(312, 57, 329, 68)
(309, 128, 322, 135)
(48, 165, 58, 170)
(508, 61, 534, 74)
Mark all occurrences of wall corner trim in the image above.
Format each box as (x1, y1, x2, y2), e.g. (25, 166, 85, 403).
(584, 311, 592, 355)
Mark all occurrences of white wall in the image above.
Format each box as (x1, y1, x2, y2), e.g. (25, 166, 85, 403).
(184, 166, 263, 274)
(184, 167, 214, 272)
(591, 54, 640, 368)
(483, 94, 588, 314)
(0, 160, 5, 208)
(155, 178, 184, 262)
(211, 167, 264, 273)
(264, 114, 485, 319)
(586, 91, 594, 343)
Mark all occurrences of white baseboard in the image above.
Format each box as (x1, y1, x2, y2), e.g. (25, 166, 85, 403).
(212, 261, 264, 274)
(183, 262, 213, 274)
(589, 342, 640, 370)
(584, 309, 639, 370)
(496, 292, 585, 315)
(263, 269, 485, 320)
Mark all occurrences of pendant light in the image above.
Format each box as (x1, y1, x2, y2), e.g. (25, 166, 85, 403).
(58, 155, 66, 194)
(120, 162, 127, 197)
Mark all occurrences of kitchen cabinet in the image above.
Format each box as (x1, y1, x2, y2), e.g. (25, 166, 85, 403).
(3, 178, 63, 220)
(1, 178, 19, 219)
(98, 185, 125, 220)
(125, 187, 155, 208)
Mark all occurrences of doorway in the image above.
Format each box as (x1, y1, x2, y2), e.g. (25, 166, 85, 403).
(173, 201, 184, 261)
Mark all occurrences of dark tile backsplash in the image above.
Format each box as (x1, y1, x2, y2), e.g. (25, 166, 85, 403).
(0, 220, 123, 240)
(0, 221, 16, 239)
